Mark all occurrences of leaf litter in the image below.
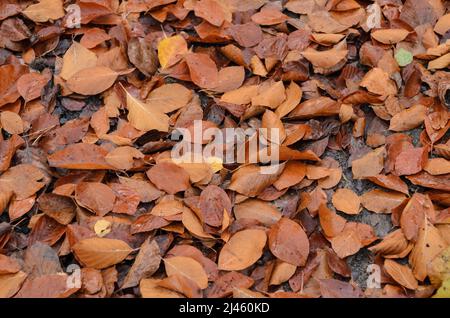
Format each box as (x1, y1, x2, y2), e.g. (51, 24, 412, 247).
(0, 0, 448, 299)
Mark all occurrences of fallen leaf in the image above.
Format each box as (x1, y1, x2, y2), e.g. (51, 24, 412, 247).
(48, 143, 113, 170)
(23, 0, 64, 23)
(165, 256, 208, 289)
(360, 189, 406, 214)
(147, 162, 190, 194)
(268, 217, 309, 266)
(384, 259, 418, 290)
(66, 66, 118, 95)
(60, 42, 97, 80)
(105, 146, 144, 170)
(389, 104, 427, 132)
(218, 229, 267, 271)
(234, 199, 281, 226)
(124, 87, 169, 132)
(158, 35, 188, 69)
(0, 271, 27, 298)
(371, 29, 409, 44)
(72, 237, 133, 269)
(228, 164, 284, 197)
(0, 111, 23, 135)
(352, 147, 385, 179)
(0, 164, 45, 200)
(185, 53, 218, 89)
(75, 182, 116, 216)
(331, 188, 360, 215)
(122, 239, 161, 289)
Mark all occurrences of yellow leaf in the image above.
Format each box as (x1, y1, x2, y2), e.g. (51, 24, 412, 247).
(157, 35, 188, 69)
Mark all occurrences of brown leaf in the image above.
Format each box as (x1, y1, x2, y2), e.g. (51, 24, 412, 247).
(14, 273, 78, 298)
(127, 37, 158, 76)
(371, 29, 409, 44)
(185, 53, 219, 89)
(234, 199, 281, 226)
(72, 237, 133, 269)
(331, 188, 360, 215)
(0, 111, 24, 135)
(289, 97, 340, 119)
(207, 271, 254, 298)
(124, 86, 170, 132)
(38, 193, 76, 225)
(268, 217, 309, 266)
(48, 143, 113, 170)
(0, 271, 27, 298)
(409, 217, 446, 281)
(22, 0, 64, 23)
(145, 83, 192, 114)
(218, 229, 267, 271)
(122, 238, 161, 289)
(366, 174, 409, 195)
(0, 64, 28, 107)
(0, 164, 45, 200)
(261, 110, 286, 144)
(105, 146, 144, 170)
(273, 161, 306, 190)
(75, 182, 116, 216)
(199, 185, 231, 228)
(384, 259, 418, 290)
(194, 0, 227, 26)
(66, 66, 118, 95)
(0, 254, 20, 274)
(228, 164, 284, 197)
(147, 162, 190, 194)
(360, 189, 406, 214)
(251, 8, 288, 26)
(140, 278, 183, 298)
(164, 256, 208, 289)
(60, 42, 98, 80)
(318, 204, 347, 237)
(351, 147, 385, 179)
(424, 158, 450, 175)
(389, 104, 427, 132)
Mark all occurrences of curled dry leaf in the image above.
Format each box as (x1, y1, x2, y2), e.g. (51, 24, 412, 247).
(72, 237, 133, 270)
(369, 229, 412, 258)
(218, 229, 267, 271)
(331, 188, 360, 215)
(268, 217, 309, 266)
(301, 46, 348, 73)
